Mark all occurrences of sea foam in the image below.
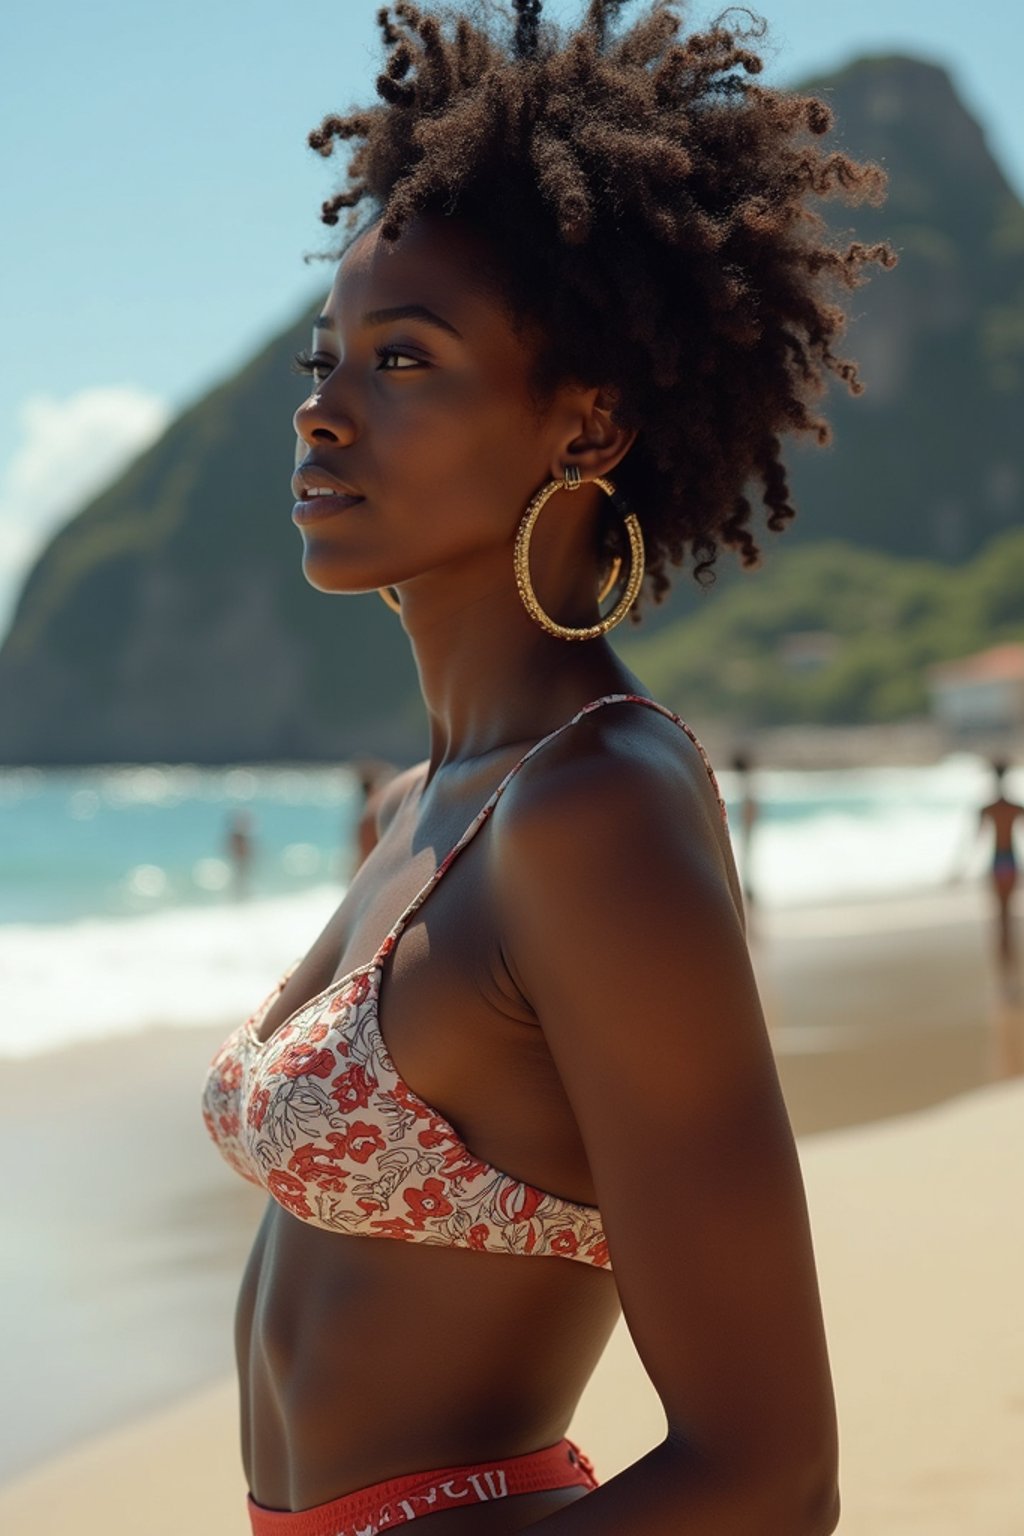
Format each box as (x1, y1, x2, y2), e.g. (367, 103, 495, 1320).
(0, 885, 341, 1058)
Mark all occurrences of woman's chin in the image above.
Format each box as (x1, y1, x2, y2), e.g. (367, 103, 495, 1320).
(297, 553, 382, 598)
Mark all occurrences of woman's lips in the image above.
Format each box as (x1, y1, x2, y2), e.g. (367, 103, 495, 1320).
(292, 492, 365, 525)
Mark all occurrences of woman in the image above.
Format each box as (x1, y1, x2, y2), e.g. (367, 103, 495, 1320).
(203, 4, 894, 1531)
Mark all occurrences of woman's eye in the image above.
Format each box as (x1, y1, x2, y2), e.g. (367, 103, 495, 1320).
(291, 350, 335, 382)
(374, 345, 426, 371)
(291, 346, 425, 381)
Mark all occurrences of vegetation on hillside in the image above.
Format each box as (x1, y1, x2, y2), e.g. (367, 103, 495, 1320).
(617, 528, 1024, 726)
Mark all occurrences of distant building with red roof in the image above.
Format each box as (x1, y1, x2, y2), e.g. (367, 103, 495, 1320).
(926, 643, 1024, 731)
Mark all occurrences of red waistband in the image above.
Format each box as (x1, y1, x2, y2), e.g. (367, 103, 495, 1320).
(246, 1437, 598, 1536)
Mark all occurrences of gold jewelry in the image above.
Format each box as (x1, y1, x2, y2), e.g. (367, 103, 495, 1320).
(378, 586, 401, 613)
(597, 557, 622, 604)
(513, 472, 644, 640)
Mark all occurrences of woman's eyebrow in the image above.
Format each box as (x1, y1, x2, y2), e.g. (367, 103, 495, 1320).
(313, 304, 463, 340)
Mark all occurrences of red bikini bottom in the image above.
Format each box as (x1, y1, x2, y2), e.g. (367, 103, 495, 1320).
(246, 1437, 599, 1535)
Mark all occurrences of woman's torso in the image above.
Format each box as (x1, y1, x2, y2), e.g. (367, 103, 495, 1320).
(236, 724, 623, 1517)
(224, 696, 732, 1519)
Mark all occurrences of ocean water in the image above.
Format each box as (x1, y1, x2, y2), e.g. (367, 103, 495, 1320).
(0, 752, 1013, 1059)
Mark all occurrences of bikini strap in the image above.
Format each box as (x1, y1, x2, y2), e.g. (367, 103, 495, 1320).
(375, 693, 727, 959)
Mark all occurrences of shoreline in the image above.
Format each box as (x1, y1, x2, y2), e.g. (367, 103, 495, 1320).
(0, 880, 1002, 1064)
(3, 716, 1022, 773)
(0, 881, 1021, 1530)
(701, 717, 1024, 770)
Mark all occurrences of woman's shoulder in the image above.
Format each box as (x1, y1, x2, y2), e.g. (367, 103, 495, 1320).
(499, 695, 727, 849)
(490, 693, 741, 931)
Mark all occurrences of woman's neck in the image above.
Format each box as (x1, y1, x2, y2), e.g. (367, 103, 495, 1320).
(396, 570, 638, 777)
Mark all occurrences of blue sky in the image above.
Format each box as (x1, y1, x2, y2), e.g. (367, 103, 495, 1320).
(1, 0, 1019, 639)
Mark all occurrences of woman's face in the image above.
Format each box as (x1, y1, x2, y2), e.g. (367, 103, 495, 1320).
(291, 212, 570, 598)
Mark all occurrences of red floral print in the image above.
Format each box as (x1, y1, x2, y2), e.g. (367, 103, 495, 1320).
(342, 1120, 386, 1163)
(267, 1169, 313, 1220)
(585, 1238, 610, 1267)
(393, 1080, 432, 1119)
(288, 1134, 350, 1192)
(246, 1088, 270, 1130)
(496, 1182, 544, 1224)
(417, 1119, 454, 1149)
(218, 1112, 240, 1139)
(441, 1144, 491, 1183)
(550, 1229, 579, 1257)
(369, 1216, 416, 1240)
(466, 1223, 490, 1251)
(331, 971, 372, 1010)
(331, 1063, 377, 1112)
(218, 1058, 242, 1093)
(272, 1043, 336, 1079)
(403, 1177, 455, 1228)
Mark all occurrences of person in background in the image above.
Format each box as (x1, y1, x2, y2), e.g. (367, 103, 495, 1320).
(979, 760, 1022, 1003)
(349, 758, 400, 873)
(225, 809, 255, 901)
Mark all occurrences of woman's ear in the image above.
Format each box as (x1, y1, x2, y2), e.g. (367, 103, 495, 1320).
(553, 383, 638, 482)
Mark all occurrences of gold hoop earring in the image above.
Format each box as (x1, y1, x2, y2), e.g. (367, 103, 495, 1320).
(597, 557, 622, 605)
(378, 587, 401, 613)
(513, 472, 644, 640)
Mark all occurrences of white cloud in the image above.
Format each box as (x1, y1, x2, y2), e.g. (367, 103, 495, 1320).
(0, 385, 170, 642)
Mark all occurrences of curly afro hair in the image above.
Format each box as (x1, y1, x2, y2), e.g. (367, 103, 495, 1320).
(304, 0, 897, 611)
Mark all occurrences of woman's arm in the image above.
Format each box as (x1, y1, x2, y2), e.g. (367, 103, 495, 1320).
(491, 721, 840, 1535)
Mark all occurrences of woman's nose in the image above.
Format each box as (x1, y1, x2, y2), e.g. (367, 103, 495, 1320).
(293, 385, 358, 447)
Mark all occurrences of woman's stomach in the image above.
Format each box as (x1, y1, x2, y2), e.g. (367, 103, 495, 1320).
(236, 1199, 621, 1512)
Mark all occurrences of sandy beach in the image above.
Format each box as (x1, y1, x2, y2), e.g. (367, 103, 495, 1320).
(1, 880, 1021, 1534)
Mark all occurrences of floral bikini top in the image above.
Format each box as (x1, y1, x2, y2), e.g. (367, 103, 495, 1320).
(202, 694, 728, 1271)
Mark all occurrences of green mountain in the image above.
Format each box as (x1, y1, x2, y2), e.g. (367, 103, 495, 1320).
(1, 54, 1021, 763)
(781, 54, 1024, 562)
